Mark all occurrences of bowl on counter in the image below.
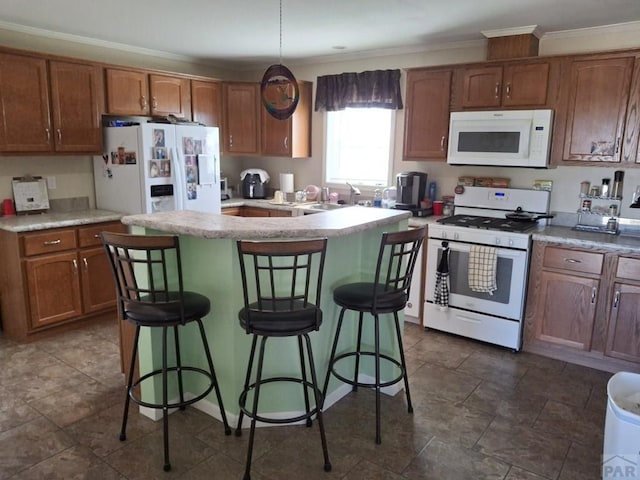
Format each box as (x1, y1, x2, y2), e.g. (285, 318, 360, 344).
(304, 185, 321, 202)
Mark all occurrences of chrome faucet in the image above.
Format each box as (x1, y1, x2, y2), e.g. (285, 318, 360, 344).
(346, 182, 361, 205)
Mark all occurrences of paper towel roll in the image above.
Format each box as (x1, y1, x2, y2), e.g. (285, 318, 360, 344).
(280, 173, 294, 193)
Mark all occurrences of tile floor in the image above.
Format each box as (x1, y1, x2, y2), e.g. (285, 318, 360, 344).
(0, 319, 610, 479)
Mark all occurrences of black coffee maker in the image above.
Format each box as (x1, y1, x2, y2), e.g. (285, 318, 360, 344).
(395, 171, 429, 216)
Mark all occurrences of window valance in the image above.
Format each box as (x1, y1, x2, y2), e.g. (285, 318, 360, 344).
(314, 69, 403, 112)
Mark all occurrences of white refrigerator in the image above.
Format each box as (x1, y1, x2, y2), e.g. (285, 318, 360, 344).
(94, 123, 221, 215)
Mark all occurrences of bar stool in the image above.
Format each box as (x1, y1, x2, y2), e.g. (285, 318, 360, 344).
(101, 232, 231, 472)
(322, 228, 424, 444)
(235, 238, 331, 480)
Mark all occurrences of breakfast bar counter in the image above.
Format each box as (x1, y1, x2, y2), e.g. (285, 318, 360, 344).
(120, 207, 414, 424)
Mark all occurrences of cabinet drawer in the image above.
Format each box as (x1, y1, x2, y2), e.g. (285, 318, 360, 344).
(542, 247, 603, 275)
(616, 257, 640, 281)
(78, 222, 126, 247)
(23, 229, 77, 256)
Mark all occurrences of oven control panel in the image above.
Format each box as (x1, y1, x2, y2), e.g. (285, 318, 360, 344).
(428, 224, 531, 250)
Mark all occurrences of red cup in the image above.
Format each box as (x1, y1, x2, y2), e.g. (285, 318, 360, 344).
(2, 198, 16, 216)
(433, 200, 444, 216)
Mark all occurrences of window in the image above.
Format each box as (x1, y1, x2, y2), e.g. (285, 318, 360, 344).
(325, 108, 394, 188)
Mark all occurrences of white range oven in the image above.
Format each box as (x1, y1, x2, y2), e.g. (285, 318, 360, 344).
(424, 187, 550, 351)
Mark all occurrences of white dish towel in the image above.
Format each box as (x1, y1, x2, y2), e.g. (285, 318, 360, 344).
(468, 245, 498, 295)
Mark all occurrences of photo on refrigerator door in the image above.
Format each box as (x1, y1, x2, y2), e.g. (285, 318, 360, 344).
(187, 183, 197, 200)
(185, 155, 199, 184)
(153, 147, 167, 159)
(153, 128, 165, 147)
(183, 137, 195, 154)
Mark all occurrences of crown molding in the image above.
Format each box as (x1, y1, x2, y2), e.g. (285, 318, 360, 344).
(481, 25, 543, 38)
(542, 20, 640, 40)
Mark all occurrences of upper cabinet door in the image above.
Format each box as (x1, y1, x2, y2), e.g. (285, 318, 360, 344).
(105, 68, 150, 115)
(261, 80, 312, 158)
(502, 63, 549, 107)
(562, 57, 634, 163)
(403, 69, 452, 159)
(49, 61, 103, 153)
(461, 66, 503, 108)
(191, 80, 222, 127)
(0, 53, 52, 152)
(222, 82, 260, 155)
(149, 74, 191, 119)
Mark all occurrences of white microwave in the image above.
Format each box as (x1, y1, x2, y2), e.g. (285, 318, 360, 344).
(447, 109, 553, 168)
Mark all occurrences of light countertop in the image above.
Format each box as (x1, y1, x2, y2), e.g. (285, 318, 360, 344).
(121, 206, 413, 240)
(0, 209, 123, 233)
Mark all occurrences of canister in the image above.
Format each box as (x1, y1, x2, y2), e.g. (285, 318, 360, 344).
(581, 199, 592, 211)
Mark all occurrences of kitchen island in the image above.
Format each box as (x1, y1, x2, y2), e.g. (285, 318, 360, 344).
(120, 206, 414, 423)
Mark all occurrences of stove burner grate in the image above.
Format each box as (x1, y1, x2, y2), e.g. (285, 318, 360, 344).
(437, 214, 537, 233)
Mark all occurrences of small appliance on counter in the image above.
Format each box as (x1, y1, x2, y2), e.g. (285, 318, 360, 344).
(395, 171, 431, 216)
(241, 169, 270, 199)
(220, 176, 230, 200)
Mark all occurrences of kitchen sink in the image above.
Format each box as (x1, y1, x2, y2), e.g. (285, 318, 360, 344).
(307, 203, 345, 211)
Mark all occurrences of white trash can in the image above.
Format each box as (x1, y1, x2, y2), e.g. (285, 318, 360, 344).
(603, 372, 640, 479)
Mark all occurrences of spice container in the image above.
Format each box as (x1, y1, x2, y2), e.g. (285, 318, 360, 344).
(580, 181, 590, 195)
(612, 170, 624, 198)
(581, 199, 592, 211)
(601, 178, 611, 198)
(609, 204, 618, 217)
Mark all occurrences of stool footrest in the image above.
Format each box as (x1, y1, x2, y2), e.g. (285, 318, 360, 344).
(239, 376, 324, 425)
(329, 351, 405, 389)
(129, 366, 215, 410)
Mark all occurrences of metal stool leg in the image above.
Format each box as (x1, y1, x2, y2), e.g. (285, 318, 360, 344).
(236, 335, 258, 436)
(173, 325, 185, 410)
(243, 336, 268, 480)
(161, 326, 171, 472)
(303, 333, 332, 472)
(120, 324, 141, 442)
(353, 312, 364, 392)
(393, 312, 413, 414)
(197, 319, 231, 435)
(298, 336, 312, 427)
(322, 307, 347, 400)
(374, 315, 381, 445)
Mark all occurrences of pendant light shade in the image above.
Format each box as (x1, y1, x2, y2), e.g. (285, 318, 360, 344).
(261, 0, 299, 120)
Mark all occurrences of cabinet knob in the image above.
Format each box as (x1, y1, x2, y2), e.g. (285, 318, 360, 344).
(564, 258, 582, 263)
(140, 96, 148, 110)
(494, 83, 500, 98)
(72, 258, 78, 273)
(591, 287, 597, 304)
(284, 136, 288, 150)
(440, 136, 446, 151)
(45, 128, 51, 142)
(505, 83, 511, 98)
(56, 128, 62, 143)
(613, 290, 620, 308)
(152, 96, 158, 109)
(83, 257, 89, 272)
(43, 239, 62, 246)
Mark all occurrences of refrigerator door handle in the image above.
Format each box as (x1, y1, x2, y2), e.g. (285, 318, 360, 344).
(172, 147, 184, 211)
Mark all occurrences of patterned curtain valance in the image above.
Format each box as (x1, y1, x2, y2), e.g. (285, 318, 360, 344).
(314, 69, 403, 112)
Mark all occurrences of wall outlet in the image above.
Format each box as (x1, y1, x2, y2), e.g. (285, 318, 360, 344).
(46, 176, 57, 189)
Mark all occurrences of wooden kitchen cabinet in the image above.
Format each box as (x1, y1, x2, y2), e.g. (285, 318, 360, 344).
(0, 221, 126, 342)
(222, 82, 260, 155)
(222, 206, 292, 217)
(105, 68, 150, 115)
(106, 69, 191, 118)
(528, 245, 604, 351)
(0, 53, 102, 153)
(149, 74, 191, 118)
(605, 257, 640, 363)
(191, 79, 222, 127)
(560, 56, 634, 163)
(403, 69, 452, 160)
(261, 80, 312, 157)
(49, 60, 103, 152)
(460, 62, 550, 108)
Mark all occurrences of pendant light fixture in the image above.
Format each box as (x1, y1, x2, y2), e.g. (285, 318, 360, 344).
(260, 0, 299, 120)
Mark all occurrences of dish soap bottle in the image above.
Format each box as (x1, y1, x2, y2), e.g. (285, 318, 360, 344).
(373, 189, 382, 208)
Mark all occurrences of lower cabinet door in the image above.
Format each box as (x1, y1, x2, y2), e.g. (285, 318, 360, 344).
(26, 252, 82, 329)
(605, 282, 640, 363)
(534, 270, 598, 350)
(80, 246, 117, 313)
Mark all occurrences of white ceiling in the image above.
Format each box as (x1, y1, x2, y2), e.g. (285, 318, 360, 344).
(1, 0, 640, 68)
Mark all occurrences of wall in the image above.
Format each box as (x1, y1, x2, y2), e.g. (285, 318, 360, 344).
(1, 22, 640, 217)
